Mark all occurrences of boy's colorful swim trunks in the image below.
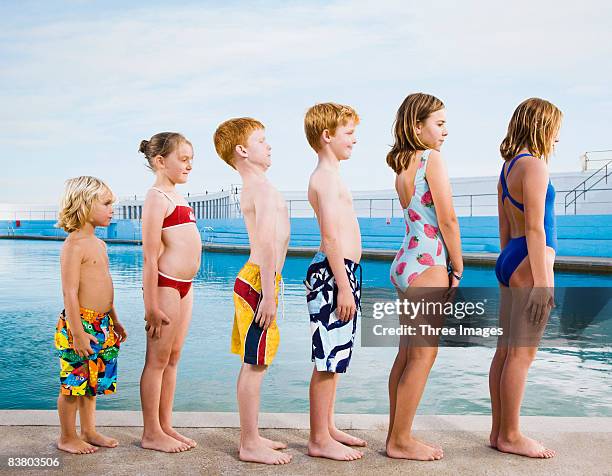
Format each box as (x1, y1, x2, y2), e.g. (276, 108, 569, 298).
(54, 307, 120, 396)
(304, 251, 362, 373)
(231, 261, 282, 366)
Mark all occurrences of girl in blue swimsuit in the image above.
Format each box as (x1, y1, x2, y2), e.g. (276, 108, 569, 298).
(385, 93, 463, 461)
(489, 98, 562, 459)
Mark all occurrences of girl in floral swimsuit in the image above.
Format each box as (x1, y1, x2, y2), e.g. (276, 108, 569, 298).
(385, 93, 463, 462)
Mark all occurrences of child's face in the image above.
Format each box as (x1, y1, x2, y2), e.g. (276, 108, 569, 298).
(159, 141, 193, 184)
(417, 109, 448, 151)
(89, 189, 114, 227)
(245, 128, 271, 169)
(329, 120, 357, 161)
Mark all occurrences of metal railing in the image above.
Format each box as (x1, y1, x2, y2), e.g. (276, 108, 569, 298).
(3, 188, 612, 224)
(565, 159, 612, 214)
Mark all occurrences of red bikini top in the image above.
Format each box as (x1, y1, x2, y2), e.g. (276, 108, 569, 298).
(150, 188, 196, 230)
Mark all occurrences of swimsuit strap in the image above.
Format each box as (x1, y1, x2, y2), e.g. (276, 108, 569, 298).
(150, 187, 176, 206)
(416, 149, 432, 183)
(500, 153, 533, 212)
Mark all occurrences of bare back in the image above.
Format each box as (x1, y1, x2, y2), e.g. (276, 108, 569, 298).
(241, 178, 290, 272)
(308, 166, 362, 263)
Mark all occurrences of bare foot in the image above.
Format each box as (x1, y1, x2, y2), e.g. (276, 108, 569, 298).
(329, 427, 367, 447)
(497, 434, 555, 458)
(386, 438, 444, 461)
(239, 441, 292, 465)
(308, 437, 363, 461)
(81, 430, 118, 448)
(57, 436, 98, 455)
(259, 435, 287, 450)
(162, 427, 197, 448)
(141, 432, 191, 453)
(386, 434, 441, 451)
(489, 431, 498, 449)
(414, 437, 443, 452)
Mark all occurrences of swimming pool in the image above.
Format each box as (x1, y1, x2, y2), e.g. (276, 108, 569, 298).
(0, 240, 610, 416)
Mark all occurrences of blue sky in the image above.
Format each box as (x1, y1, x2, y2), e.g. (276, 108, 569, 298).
(1, 0, 611, 203)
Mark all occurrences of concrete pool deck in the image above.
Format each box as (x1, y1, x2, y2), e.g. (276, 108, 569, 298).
(1, 411, 611, 475)
(2, 236, 611, 273)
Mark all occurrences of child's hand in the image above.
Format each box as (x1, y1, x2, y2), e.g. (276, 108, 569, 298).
(254, 296, 277, 330)
(113, 321, 128, 343)
(336, 286, 356, 322)
(144, 309, 171, 339)
(73, 332, 98, 358)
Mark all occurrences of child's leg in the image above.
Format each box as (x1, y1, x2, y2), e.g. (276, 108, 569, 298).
(237, 363, 292, 465)
(496, 286, 555, 458)
(387, 347, 407, 445)
(489, 285, 511, 448)
(308, 368, 362, 461)
(159, 288, 196, 447)
(488, 345, 508, 448)
(77, 395, 118, 447)
(327, 373, 366, 446)
(57, 393, 97, 454)
(497, 345, 554, 458)
(140, 288, 190, 453)
(386, 346, 443, 460)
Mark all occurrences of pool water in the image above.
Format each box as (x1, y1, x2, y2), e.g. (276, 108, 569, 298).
(0, 240, 610, 416)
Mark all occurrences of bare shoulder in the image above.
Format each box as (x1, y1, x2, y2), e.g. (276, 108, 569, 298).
(521, 156, 548, 174)
(60, 235, 87, 264)
(144, 188, 167, 206)
(253, 181, 277, 208)
(309, 167, 338, 194)
(426, 149, 444, 168)
(61, 235, 83, 255)
(96, 236, 108, 250)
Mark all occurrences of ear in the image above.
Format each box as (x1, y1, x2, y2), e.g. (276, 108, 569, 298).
(235, 144, 248, 159)
(321, 129, 332, 146)
(415, 120, 423, 136)
(153, 154, 165, 169)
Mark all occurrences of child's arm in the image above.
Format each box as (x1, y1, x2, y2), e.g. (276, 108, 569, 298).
(252, 187, 277, 330)
(141, 190, 171, 338)
(314, 176, 355, 322)
(497, 182, 511, 251)
(522, 160, 550, 287)
(108, 306, 127, 343)
(426, 150, 463, 286)
(60, 241, 98, 357)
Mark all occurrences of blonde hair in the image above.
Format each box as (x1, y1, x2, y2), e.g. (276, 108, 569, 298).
(213, 118, 265, 169)
(57, 176, 114, 233)
(500, 98, 563, 162)
(386, 93, 445, 174)
(304, 103, 360, 152)
(138, 132, 192, 172)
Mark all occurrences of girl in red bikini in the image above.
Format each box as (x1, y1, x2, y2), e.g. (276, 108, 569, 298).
(138, 132, 201, 453)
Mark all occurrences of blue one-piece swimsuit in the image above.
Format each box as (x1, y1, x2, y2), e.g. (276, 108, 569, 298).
(495, 153, 557, 286)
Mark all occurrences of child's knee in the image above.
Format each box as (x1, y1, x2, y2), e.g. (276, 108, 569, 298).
(58, 393, 78, 404)
(494, 347, 509, 361)
(407, 346, 438, 364)
(146, 351, 172, 369)
(167, 349, 183, 367)
(507, 347, 537, 364)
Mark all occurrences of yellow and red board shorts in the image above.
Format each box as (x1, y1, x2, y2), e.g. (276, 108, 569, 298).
(231, 262, 281, 366)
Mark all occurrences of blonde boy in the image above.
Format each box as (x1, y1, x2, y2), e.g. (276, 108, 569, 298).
(55, 176, 127, 454)
(304, 103, 366, 461)
(213, 118, 292, 465)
